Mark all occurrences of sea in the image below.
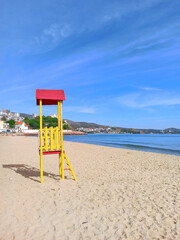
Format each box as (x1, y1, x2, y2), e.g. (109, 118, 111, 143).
(63, 134, 180, 156)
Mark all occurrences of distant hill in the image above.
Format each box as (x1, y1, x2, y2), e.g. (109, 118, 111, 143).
(64, 119, 111, 129)
(65, 119, 180, 134)
(164, 128, 180, 134)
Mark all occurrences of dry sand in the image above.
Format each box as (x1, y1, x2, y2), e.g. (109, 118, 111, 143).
(0, 136, 180, 240)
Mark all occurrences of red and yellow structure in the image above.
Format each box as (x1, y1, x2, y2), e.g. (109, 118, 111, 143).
(36, 89, 77, 183)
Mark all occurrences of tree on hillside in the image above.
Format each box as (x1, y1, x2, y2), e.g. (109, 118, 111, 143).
(6, 119, 15, 128)
(23, 116, 71, 129)
(24, 117, 29, 125)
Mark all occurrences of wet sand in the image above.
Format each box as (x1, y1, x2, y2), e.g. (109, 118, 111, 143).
(0, 136, 180, 239)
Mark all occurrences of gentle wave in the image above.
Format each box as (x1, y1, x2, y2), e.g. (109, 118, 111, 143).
(108, 142, 180, 155)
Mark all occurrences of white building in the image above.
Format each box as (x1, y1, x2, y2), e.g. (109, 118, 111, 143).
(0, 111, 8, 117)
(0, 120, 9, 129)
(49, 114, 58, 118)
(11, 112, 20, 117)
(15, 122, 28, 132)
(0, 121, 4, 129)
(0, 121, 9, 133)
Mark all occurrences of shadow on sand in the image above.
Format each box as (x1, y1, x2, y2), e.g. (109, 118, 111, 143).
(2, 164, 60, 183)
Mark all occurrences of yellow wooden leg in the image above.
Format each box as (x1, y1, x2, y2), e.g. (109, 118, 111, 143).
(64, 152, 77, 181)
(61, 151, 64, 180)
(59, 153, 62, 177)
(59, 101, 64, 180)
(40, 150, 43, 183)
(39, 99, 43, 183)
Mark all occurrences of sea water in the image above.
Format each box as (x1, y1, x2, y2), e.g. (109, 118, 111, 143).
(64, 134, 180, 156)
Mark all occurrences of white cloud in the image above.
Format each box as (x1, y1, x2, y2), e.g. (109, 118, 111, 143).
(43, 24, 71, 42)
(19, 24, 72, 55)
(27, 53, 99, 86)
(117, 91, 180, 108)
(1, 84, 34, 94)
(137, 87, 161, 91)
(101, 0, 164, 23)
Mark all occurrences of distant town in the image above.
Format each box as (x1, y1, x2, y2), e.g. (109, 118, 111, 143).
(0, 108, 70, 134)
(0, 108, 36, 133)
(0, 108, 180, 134)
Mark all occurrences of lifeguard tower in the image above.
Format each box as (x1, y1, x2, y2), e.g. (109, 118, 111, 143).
(36, 89, 77, 183)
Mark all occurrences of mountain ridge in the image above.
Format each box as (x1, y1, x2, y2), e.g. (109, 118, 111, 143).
(64, 119, 180, 134)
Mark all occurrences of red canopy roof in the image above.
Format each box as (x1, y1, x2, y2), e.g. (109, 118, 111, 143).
(36, 89, 65, 105)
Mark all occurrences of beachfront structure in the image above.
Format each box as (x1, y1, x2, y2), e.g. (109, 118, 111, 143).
(15, 121, 28, 132)
(36, 89, 77, 183)
(0, 120, 3, 129)
(49, 114, 58, 118)
(0, 120, 9, 130)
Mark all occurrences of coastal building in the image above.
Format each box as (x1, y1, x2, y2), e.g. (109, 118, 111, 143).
(0, 110, 8, 119)
(12, 112, 20, 117)
(0, 120, 9, 129)
(15, 121, 28, 132)
(0, 121, 3, 129)
(49, 114, 58, 118)
(0, 108, 10, 114)
(32, 113, 37, 118)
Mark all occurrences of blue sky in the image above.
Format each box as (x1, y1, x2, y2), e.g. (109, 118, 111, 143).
(0, 0, 180, 129)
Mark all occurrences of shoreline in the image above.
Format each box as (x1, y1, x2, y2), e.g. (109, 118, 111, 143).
(1, 133, 180, 156)
(0, 131, 86, 136)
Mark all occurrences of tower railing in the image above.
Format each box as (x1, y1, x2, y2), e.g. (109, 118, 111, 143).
(39, 126, 62, 152)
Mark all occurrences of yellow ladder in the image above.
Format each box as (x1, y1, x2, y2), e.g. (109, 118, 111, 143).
(60, 151, 77, 181)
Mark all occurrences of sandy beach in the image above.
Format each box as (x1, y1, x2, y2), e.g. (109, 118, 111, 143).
(0, 136, 180, 240)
